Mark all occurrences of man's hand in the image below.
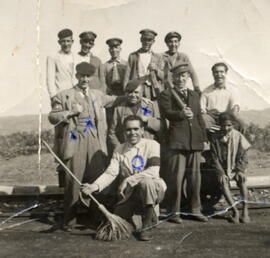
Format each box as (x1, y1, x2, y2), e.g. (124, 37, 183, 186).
(141, 115, 149, 123)
(148, 62, 157, 72)
(182, 107, 194, 119)
(72, 103, 84, 115)
(117, 179, 129, 199)
(81, 183, 99, 196)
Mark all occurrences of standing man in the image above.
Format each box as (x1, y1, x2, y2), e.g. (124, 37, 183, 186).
(108, 78, 161, 150)
(46, 28, 75, 101)
(103, 38, 127, 96)
(123, 29, 164, 101)
(82, 115, 167, 241)
(159, 63, 208, 223)
(162, 31, 200, 94)
(48, 62, 124, 231)
(75, 31, 106, 92)
(200, 62, 244, 132)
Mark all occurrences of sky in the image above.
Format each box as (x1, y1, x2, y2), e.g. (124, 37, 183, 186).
(1, 0, 270, 117)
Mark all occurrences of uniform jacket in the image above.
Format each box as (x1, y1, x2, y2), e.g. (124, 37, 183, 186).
(159, 88, 207, 151)
(108, 98, 161, 149)
(123, 49, 164, 90)
(46, 52, 75, 98)
(48, 87, 123, 161)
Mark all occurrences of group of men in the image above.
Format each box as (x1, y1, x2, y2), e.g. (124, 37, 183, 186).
(47, 28, 249, 241)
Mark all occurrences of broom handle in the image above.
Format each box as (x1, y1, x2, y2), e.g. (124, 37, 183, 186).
(42, 140, 101, 208)
(167, 79, 186, 109)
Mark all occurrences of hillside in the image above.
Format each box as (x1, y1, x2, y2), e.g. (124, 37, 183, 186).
(0, 114, 51, 135)
(240, 108, 270, 128)
(0, 108, 269, 135)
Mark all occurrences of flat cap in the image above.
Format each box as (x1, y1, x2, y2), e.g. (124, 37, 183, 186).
(58, 29, 73, 39)
(170, 63, 189, 74)
(140, 29, 157, 39)
(79, 31, 97, 41)
(76, 62, 96, 76)
(125, 77, 146, 93)
(165, 31, 182, 42)
(106, 38, 123, 47)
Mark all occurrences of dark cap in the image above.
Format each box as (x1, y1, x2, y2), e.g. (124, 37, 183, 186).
(170, 63, 189, 74)
(106, 38, 123, 47)
(165, 31, 181, 43)
(79, 31, 97, 41)
(125, 77, 146, 93)
(76, 62, 96, 76)
(58, 29, 73, 39)
(140, 29, 157, 39)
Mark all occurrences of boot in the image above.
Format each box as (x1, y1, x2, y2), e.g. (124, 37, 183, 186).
(138, 205, 156, 241)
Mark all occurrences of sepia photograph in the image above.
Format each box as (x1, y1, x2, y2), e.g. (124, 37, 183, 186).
(0, 0, 270, 257)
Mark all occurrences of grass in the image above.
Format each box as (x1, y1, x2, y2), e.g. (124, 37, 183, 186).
(0, 149, 269, 186)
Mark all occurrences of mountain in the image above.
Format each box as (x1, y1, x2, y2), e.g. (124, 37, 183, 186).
(0, 114, 51, 135)
(240, 108, 270, 128)
(0, 108, 269, 136)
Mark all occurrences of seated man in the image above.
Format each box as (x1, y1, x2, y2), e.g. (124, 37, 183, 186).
(108, 78, 161, 150)
(81, 115, 166, 241)
(208, 112, 251, 223)
(201, 62, 245, 133)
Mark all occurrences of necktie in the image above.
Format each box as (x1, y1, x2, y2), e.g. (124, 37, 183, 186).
(111, 62, 120, 83)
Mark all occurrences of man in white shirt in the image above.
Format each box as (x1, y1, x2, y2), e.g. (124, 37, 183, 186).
(46, 29, 75, 102)
(201, 62, 244, 132)
(81, 115, 166, 241)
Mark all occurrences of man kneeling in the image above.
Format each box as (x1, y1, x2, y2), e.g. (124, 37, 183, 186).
(81, 115, 166, 241)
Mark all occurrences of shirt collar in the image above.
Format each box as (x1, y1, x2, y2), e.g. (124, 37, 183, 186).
(125, 138, 145, 150)
(78, 51, 92, 57)
(214, 83, 226, 89)
(108, 58, 121, 64)
(75, 85, 89, 96)
(138, 48, 152, 54)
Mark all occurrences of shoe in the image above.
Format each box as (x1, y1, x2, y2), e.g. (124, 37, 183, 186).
(168, 217, 183, 224)
(137, 230, 153, 241)
(62, 225, 74, 232)
(240, 216, 251, 223)
(193, 215, 208, 222)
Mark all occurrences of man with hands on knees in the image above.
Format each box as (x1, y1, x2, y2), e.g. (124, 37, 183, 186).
(159, 63, 208, 223)
(81, 115, 166, 241)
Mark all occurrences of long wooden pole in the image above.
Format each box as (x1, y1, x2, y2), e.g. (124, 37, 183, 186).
(42, 140, 101, 207)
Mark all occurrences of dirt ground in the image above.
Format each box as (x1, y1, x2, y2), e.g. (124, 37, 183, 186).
(0, 209, 269, 258)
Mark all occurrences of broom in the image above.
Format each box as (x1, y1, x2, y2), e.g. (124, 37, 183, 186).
(42, 140, 132, 241)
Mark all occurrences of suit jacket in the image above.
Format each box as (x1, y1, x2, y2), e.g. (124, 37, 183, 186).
(123, 49, 164, 90)
(108, 98, 161, 149)
(46, 52, 75, 98)
(48, 87, 124, 161)
(159, 88, 207, 151)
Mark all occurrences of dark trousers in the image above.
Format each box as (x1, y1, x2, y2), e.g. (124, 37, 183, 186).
(165, 150, 202, 215)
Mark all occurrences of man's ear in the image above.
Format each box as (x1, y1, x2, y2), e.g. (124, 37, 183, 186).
(75, 73, 79, 80)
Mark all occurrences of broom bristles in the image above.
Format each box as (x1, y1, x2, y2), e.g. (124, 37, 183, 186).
(95, 205, 132, 241)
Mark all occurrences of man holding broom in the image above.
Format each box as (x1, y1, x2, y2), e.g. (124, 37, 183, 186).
(48, 62, 124, 231)
(81, 115, 167, 241)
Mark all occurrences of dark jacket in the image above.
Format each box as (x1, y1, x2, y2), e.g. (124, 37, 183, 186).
(159, 88, 207, 151)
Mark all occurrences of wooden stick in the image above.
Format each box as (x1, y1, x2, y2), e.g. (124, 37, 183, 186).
(42, 140, 101, 208)
(166, 79, 186, 109)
